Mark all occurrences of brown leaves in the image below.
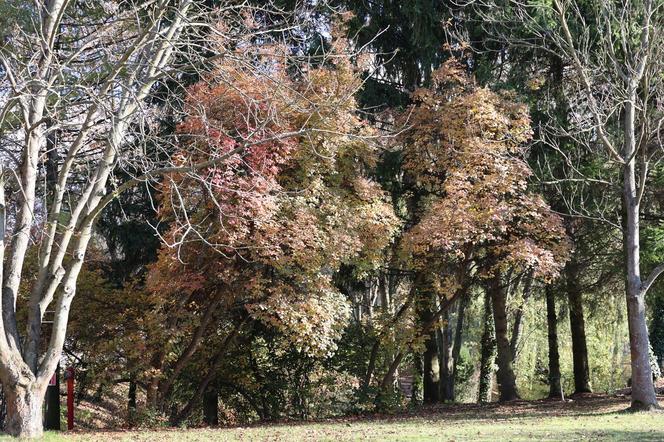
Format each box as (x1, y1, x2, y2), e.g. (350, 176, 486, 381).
(400, 60, 569, 280)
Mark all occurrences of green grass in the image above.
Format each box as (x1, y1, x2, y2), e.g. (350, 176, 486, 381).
(3, 396, 663, 441)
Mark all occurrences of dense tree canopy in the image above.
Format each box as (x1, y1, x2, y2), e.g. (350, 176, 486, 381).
(0, 0, 662, 438)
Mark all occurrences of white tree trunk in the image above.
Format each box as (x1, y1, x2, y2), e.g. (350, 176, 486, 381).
(0, 1, 196, 437)
(624, 163, 657, 408)
(4, 382, 46, 438)
(623, 94, 658, 409)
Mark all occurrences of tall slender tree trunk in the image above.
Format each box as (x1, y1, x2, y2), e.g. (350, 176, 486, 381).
(364, 341, 379, 389)
(417, 286, 439, 404)
(510, 273, 533, 362)
(566, 257, 592, 394)
(552, 0, 659, 409)
(449, 296, 467, 402)
(478, 291, 496, 403)
(203, 389, 219, 426)
(438, 297, 468, 402)
(623, 91, 658, 410)
(546, 286, 562, 399)
(173, 319, 247, 424)
(488, 272, 519, 401)
(380, 352, 404, 392)
(146, 354, 163, 410)
(128, 379, 137, 410)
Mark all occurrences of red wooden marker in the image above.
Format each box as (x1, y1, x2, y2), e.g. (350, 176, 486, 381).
(65, 367, 75, 430)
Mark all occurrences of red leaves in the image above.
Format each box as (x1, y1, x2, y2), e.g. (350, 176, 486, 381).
(147, 45, 399, 355)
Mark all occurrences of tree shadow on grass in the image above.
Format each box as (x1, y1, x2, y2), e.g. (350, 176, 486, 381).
(330, 394, 664, 425)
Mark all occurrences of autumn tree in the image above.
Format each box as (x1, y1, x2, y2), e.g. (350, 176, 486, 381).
(330, 0, 524, 406)
(399, 61, 570, 402)
(142, 37, 399, 420)
(0, 1, 205, 436)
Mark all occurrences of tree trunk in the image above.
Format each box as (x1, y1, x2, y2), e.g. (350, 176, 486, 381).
(157, 295, 223, 407)
(381, 275, 471, 400)
(203, 389, 219, 426)
(4, 383, 45, 438)
(379, 352, 403, 391)
(417, 285, 439, 404)
(450, 295, 467, 401)
(364, 341, 379, 389)
(437, 297, 467, 403)
(411, 351, 423, 405)
(128, 379, 137, 410)
(488, 272, 519, 401)
(173, 319, 246, 424)
(510, 273, 533, 362)
(546, 286, 562, 399)
(146, 349, 165, 410)
(478, 290, 496, 403)
(438, 310, 454, 401)
(622, 90, 659, 409)
(626, 291, 657, 409)
(566, 258, 592, 394)
(423, 330, 440, 403)
(0, 384, 6, 430)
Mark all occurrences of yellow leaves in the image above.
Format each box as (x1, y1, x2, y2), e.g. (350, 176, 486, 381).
(402, 71, 532, 196)
(246, 280, 351, 357)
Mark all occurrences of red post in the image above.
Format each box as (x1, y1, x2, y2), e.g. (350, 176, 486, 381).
(65, 367, 75, 430)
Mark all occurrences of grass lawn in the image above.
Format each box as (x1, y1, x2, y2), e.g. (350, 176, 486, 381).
(8, 395, 664, 441)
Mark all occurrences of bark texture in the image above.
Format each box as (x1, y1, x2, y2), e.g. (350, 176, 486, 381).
(488, 273, 519, 401)
(438, 310, 453, 401)
(4, 383, 45, 438)
(566, 259, 592, 394)
(478, 290, 496, 403)
(546, 286, 562, 399)
(622, 91, 659, 408)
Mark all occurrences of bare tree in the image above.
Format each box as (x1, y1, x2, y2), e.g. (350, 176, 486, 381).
(0, 1, 202, 436)
(470, 0, 664, 409)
